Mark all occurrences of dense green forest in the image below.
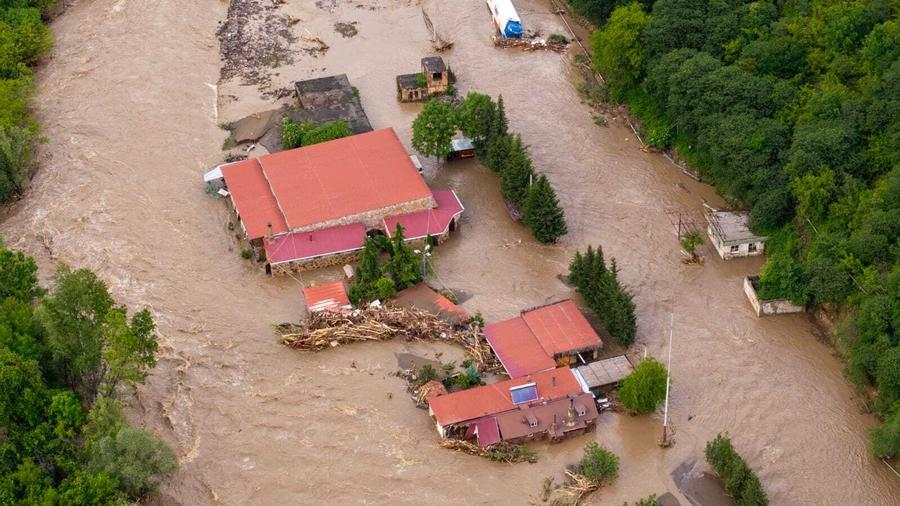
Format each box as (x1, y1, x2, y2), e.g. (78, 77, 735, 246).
(0, 246, 177, 503)
(0, 0, 52, 202)
(575, 0, 899, 464)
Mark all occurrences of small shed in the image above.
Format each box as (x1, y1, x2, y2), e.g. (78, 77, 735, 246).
(396, 56, 450, 102)
(447, 138, 476, 161)
(704, 205, 766, 260)
(302, 281, 352, 313)
(574, 355, 633, 393)
(203, 166, 225, 193)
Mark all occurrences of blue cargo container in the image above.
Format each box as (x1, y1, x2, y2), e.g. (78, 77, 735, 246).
(487, 0, 523, 38)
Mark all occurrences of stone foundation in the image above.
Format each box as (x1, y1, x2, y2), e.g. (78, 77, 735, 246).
(269, 251, 360, 276)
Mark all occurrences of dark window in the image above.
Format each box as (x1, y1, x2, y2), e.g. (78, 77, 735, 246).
(432, 72, 442, 80)
(748, 243, 758, 253)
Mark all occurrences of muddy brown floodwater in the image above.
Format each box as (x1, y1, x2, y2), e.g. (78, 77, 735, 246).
(2, 0, 898, 504)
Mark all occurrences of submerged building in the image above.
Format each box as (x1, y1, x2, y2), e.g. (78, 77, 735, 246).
(484, 300, 604, 378)
(426, 367, 598, 447)
(397, 56, 450, 102)
(704, 206, 766, 260)
(218, 128, 463, 274)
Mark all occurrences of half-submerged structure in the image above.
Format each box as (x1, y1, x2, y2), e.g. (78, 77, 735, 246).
(427, 367, 598, 447)
(704, 206, 766, 260)
(397, 57, 450, 102)
(218, 128, 463, 274)
(484, 300, 604, 378)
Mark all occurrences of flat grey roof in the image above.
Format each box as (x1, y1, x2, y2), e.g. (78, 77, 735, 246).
(705, 208, 766, 244)
(575, 355, 633, 389)
(422, 56, 446, 73)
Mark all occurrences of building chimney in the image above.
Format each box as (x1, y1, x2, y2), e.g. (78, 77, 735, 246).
(552, 376, 556, 387)
(565, 398, 577, 427)
(267, 221, 273, 238)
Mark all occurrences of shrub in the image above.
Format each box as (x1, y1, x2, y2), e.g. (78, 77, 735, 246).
(281, 118, 352, 150)
(580, 442, 619, 484)
(240, 248, 252, 260)
(87, 427, 177, 497)
(618, 358, 667, 413)
(704, 434, 768, 506)
(625, 495, 662, 506)
(870, 404, 900, 459)
(548, 33, 569, 45)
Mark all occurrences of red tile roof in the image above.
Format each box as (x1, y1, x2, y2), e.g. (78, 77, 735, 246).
(264, 223, 366, 265)
(220, 158, 288, 240)
(484, 318, 556, 379)
(427, 368, 582, 427)
(303, 281, 351, 313)
(485, 300, 603, 378)
(383, 190, 464, 239)
(221, 128, 433, 240)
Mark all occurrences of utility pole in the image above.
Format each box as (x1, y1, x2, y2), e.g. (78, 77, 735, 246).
(661, 312, 674, 447)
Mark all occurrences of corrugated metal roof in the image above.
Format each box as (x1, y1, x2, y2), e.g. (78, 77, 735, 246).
(575, 355, 633, 389)
(383, 189, 464, 240)
(264, 223, 366, 265)
(220, 158, 288, 240)
(303, 281, 351, 313)
(485, 300, 602, 378)
(521, 300, 603, 357)
(484, 318, 556, 379)
(221, 128, 433, 240)
(428, 367, 581, 427)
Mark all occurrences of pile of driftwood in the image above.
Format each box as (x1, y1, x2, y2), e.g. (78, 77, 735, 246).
(491, 35, 568, 53)
(439, 439, 538, 464)
(276, 305, 502, 372)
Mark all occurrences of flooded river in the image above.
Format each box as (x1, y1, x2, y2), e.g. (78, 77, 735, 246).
(2, 0, 898, 504)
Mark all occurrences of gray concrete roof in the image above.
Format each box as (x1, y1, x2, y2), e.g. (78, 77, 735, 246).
(705, 208, 766, 244)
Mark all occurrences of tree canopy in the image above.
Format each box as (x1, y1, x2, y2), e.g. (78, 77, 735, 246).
(411, 99, 458, 159)
(586, 0, 900, 461)
(569, 246, 637, 346)
(0, 246, 176, 502)
(618, 357, 667, 413)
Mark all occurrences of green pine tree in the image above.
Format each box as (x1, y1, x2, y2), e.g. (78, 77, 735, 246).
(484, 133, 514, 174)
(495, 94, 509, 138)
(355, 238, 382, 286)
(523, 174, 568, 243)
(500, 135, 535, 207)
(384, 224, 422, 290)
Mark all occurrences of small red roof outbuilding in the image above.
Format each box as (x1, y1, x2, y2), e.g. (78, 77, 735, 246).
(484, 300, 603, 378)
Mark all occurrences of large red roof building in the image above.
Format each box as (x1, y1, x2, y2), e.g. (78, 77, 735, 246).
(218, 128, 463, 274)
(484, 300, 603, 378)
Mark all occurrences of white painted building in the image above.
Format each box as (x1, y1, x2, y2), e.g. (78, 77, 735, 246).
(704, 206, 766, 260)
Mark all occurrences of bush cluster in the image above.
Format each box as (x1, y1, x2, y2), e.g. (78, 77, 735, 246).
(585, 0, 900, 459)
(569, 245, 636, 346)
(281, 118, 352, 150)
(704, 434, 769, 506)
(618, 358, 667, 413)
(579, 442, 619, 484)
(0, 246, 176, 502)
(0, 1, 53, 202)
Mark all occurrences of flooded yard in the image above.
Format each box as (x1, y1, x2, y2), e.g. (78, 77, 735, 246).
(1, 0, 897, 504)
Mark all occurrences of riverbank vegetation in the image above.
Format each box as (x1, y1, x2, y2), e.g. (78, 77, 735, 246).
(0, 246, 177, 503)
(704, 434, 769, 505)
(569, 246, 637, 346)
(581, 0, 900, 462)
(412, 94, 569, 243)
(0, 0, 53, 203)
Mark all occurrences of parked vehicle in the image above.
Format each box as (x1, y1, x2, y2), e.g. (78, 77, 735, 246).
(486, 0, 523, 39)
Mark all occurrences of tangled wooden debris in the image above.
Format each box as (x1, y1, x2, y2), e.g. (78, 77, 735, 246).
(276, 305, 502, 373)
(491, 35, 568, 53)
(439, 439, 538, 464)
(558, 471, 601, 505)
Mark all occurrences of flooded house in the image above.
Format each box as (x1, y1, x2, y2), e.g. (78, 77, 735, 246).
(217, 128, 464, 274)
(484, 300, 604, 378)
(426, 367, 598, 447)
(302, 281, 352, 313)
(704, 206, 766, 260)
(396, 56, 450, 102)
